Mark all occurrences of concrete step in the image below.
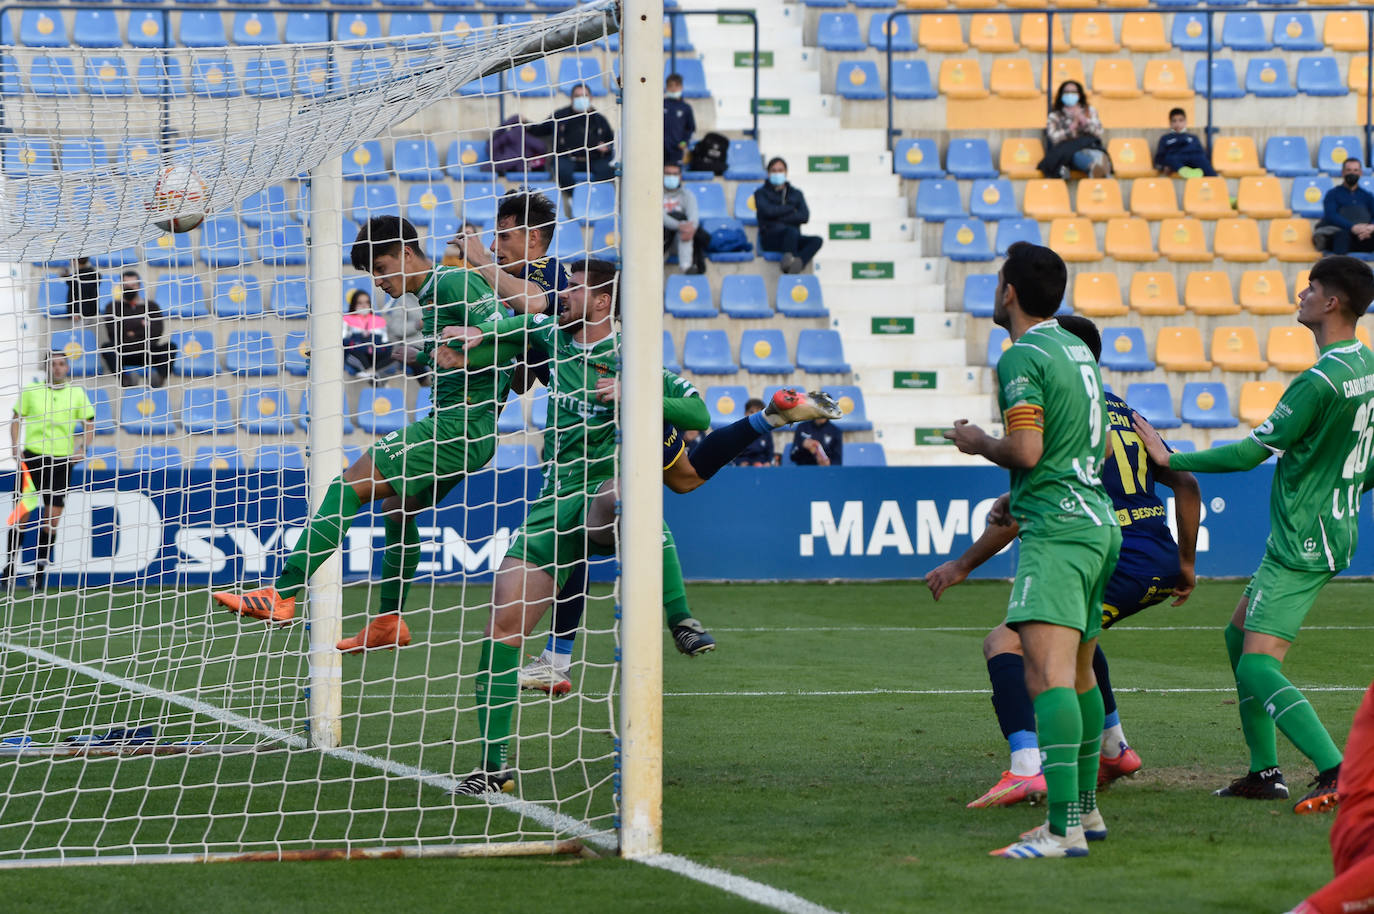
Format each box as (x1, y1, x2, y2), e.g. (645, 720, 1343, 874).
(806, 195, 909, 222)
(868, 391, 999, 425)
(827, 283, 947, 314)
(713, 91, 832, 122)
(757, 125, 887, 154)
(774, 170, 900, 195)
(813, 253, 939, 287)
(832, 311, 962, 339)
(701, 46, 818, 78)
(883, 445, 987, 467)
(849, 338, 970, 369)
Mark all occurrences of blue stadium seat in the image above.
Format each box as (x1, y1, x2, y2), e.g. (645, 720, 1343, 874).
(551, 223, 585, 261)
(51, 329, 100, 377)
(1221, 13, 1269, 51)
(131, 446, 182, 471)
(282, 331, 309, 376)
(439, 12, 484, 47)
(569, 182, 617, 223)
(76, 446, 120, 475)
(1263, 136, 1315, 176)
(557, 57, 606, 96)
(946, 138, 998, 180)
(84, 56, 131, 95)
(684, 330, 738, 374)
(994, 218, 1043, 256)
(1296, 57, 1346, 97)
(260, 221, 308, 266)
(342, 141, 387, 181)
(244, 59, 291, 99)
(588, 217, 619, 262)
(494, 444, 540, 470)
(704, 385, 748, 429)
(1192, 60, 1243, 98)
(89, 388, 115, 436)
(294, 57, 336, 97)
(272, 276, 310, 319)
(93, 247, 136, 271)
(836, 61, 883, 100)
(154, 274, 206, 319)
(38, 278, 68, 318)
(225, 330, 278, 376)
(528, 387, 549, 431)
(284, 10, 329, 44)
(388, 12, 435, 49)
(214, 276, 263, 319)
(336, 12, 382, 43)
(986, 327, 1010, 367)
(198, 217, 243, 268)
(0, 55, 18, 96)
(1246, 58, 1295, 98)
(1166, 440, 1198, 455)
(394, 140, 442, 181)
(665, 274, 715, 318)
(702, 218, 753, 263)
(1125, 383, 1181, 429)
(1290, 176, 1330, 219)
(740, 329, 793, 374)
(240, 186, 289, 229)
(460, 72, 501, 97)
(720, 275, 771, 319)
(1171, 13, 1221, 52)
(19, 9, 66, 48)
(194, 446, 243, 471)
(59, 137, 107, 171)
(189, 59, 238, 98)
(828, 386, 872, 432)
(663, 14, 693, 51)
(296, 390, 355, 435)
(180, 11, 227, 47)
(664, 331, 682, 373)
(816, 13, 863, 50)
(355, 388, 408, 435)
(494, 392, 523, 434)
(942, 218, 993, 262)
(796, 329, 850, 374)
(688, 182, 728, 220)
(74, 10, 120, 48)
(171, 330, 216, 377)
(724, 139, 766, 181)
(891, 60, 937, 100)
(1273, 13, 1322, 51)
(119, 389, 176, 435)
(847, 443, 887, 467)
(127, 10, 167, 49)
(915, 179, 965, 222)
(349, 57, 392, 91)
(666, 58, 708, 98)
(1100, 327, 1154, 372)
(351, 184, 401, 223)
(461, 181, 500, 226)
(405, 184, 458, 226)
(732, 184, 760, 227)
(240, 388, 293, 434)
(503, 58, 550, 97)
(1317, 136, 1362, 176)
(233, 12, 278, 45)
(962, 274, 996, 317)
(255, 445, 306, 471)
(970, 179, 1018, 221)
(1181, 382, 1239, 429)
(445, 139, 491, 180)
(776, 275, 827, 318)
(893, 138, 941, 179)
(3, 137, 54, 177)
(136, 57, 185, 98)
(181, 387, 233, 434)
(30, 56, 78, 96)
(868, 14, 917, 51)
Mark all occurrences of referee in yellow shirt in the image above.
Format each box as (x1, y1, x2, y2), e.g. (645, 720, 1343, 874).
(4, 352, 94, 590)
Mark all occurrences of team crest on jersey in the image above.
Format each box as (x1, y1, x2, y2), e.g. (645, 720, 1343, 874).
(1060, 497, 1078, 513)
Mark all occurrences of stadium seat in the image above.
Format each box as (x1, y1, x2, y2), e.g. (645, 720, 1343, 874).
(1023, 180, 1072, 220)
(1246, 58, 1295, 97)
(1317, 135, 1362, 176)
(683, 330, 737, 374)
(20, 9, 66, 48)
(1044, 59, 1087, 96)
(986, 327, 1011, 368)
(704, 385, 747, 430)
(30, 56, 78, 96)
(971, 15, 1019, 53)
(989, 58, 1037, 99)
(942, 219, 993, 262)
(354, 388, 408, 435)
(127, 10, 167, 49)
(720, 275, 771, 320)
(1239, 381, 1283, 426)
(1171, 12, 1221, 52)
(1212, 137, 1265, 177)
(489, 392, 521, 434)
(939, 59, 988, 100)
(194, 446, 243, 471)
(460, 182, 501, 227)
(171, 330, 216, 377)
(404, 185, 458, 227)
(295, 57, 337, 98)
(725, 139, 766, 181)
(1092, 59, 1140, 99)
(1069, 13, 1118, 52)
(588, 217, 618, 262)
(296, 390, 355, 436)
(233, 12, 278, 45)
(510, 59, 552, 97)
(1107, 138, 1154, 179)
(37, 278, 68, 318)
(282, 331, 309, 377)
(686, 182, 728, 221)
(796, 329, 850, 374)
(350, 184, 400, 223)
(1296, 57, 1346, 96)
(1274, 12, 1322, 51)
(349, 57, 393, 92)
(1020, 13, 1067, 53)
(1235, 177, 1289, 220)
(1324, 11, 1368, 52)
(135, 56, 187, 98)
(817, 13, 864, 51)
(662, 331, 682, 374)
(1121, 12, 1170, 52)
(73, 10, 120, 49)
(666, 58, 708, 98)
(86, 388, 115, 437)
(1268, 219, 1320, 262)
(180, 11, 227, 47)
(963, 274, 997, 317)
(1128, 177, 1182, 220)
(1126, 383, 1181, 429)
(1239, 271, 1295, 316)
(259, 221, 307, 267)
(214, 276, 264, 318)
(1072, 273, 1126, 317)
(393, 140, 442, 182)
(868, 13, 917, 51)
(994, 218, 1042, 256)
(1104, 217, 1157, 262)
(1184, 271, 1240, 315)
(84, 56, 131, 96)
(915, 179, 965, 222)
(93, 247, 136, 271)
(76, 445, 121, 475)
(1048, 218, 1101, 262)
(388, 12, 435, 50)
(1155, 326, 1212, 372)
(1211, 326, 1268, 372)
(199, 216, 244, 268)
(1181, 178, 1232, 220)
(945, 141, 997, 183)
(836, 62, 884, 100)
(895, 138, 942, 179)
(996, 137, 1040, 180)
(144, 231, 192, 268)
(181, 388, 233, 435)
(239, 388, 293, 435)
(828, 385, 873, 432)
(570, 182, 617, 223)
(1192, 59, 1243, 98)
(891, 60, 936, 100)
(251, 445, 305, 471)
(776, 275, 827, 318)
(733, 184, 759, 226)
(920, 14, 967, 52)
(284, 11, 329, 45)
(702, 218, 753, 264)
(1141, 60, 1192, 100)
(225, 330, 278, 376)
(1263, 137, 1315, 177)
(130, 446, 182, 472)
(51, 329, 100, 377)
(1222, 13, 1269, 51)
(157, 274, 208, 319)
(1266, 326, 1317, 371)
(336, 11, 381, 43)
(2, 137, 54, 177)
(240, 186, 289, 229)
(970, 179, 1018, 221)
(342, 141, 386, 181)
(1159, 217, 1212, 263)
(269, 275, 309, 320)
(119, 388, 175, 435)
(1101, 327, 1154, 371)
(189, 58, 238, 98)
(1076, 179, 1126, 221)
(846, 443, 887, 467)
(1181, 383, 1239, 429)
(1289, 177, 1330, 220)
(739, 330, 793, 375)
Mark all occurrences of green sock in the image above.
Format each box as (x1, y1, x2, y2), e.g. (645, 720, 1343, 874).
(275, 477, 362, 599)
(475, 639, 521, 772)
(1033, 686, 1083, 835)
(377, 515, 420, 616)
(1226, 623, 1279, 772)
(1077, 686, 1105, 813)
(662, 523, 691, 629)
(1235, 653, 1343, 773)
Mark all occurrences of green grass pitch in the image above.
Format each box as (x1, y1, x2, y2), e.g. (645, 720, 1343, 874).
(2, 578, 1370, 913)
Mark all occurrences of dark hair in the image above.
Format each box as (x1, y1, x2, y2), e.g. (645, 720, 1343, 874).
(351, 216, 422, 273)
(1168, 107, 1186, 120)
(347, 288, 371, 311)
(570, 82, 590, 96)
(1052, 81, 1087, 112)
(766, 156, 787, 172)
(569, 258, 618, 318)
(1002, 242, 1068, 318)
(1055, 315, 1102, 362)
(1309, 255, 1374, 319)
(121, 269, 141, 280)
(664, 158, 681, 170)
(497, 191, 557, 248)
(745, 398, 765, 411)
(666, 73, 683, 85)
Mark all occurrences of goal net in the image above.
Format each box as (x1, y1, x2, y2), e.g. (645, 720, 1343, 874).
(0, 0, 647, 864)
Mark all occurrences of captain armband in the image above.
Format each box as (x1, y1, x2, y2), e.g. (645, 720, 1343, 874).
(1004, 404, 1044, 433)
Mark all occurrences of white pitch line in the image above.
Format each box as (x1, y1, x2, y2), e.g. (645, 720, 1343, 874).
(0, 638, 843, 914)
(331, 686, 1370, 700)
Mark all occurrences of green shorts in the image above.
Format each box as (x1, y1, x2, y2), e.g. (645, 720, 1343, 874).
(368, 409, 497, 503)
(1006, 524, 1122, 642)
(1241, 552, 1334, 643)
(506, 478, 614, 590)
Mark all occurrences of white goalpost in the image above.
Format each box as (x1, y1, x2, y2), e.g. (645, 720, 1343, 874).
(0, 0, 667, 864)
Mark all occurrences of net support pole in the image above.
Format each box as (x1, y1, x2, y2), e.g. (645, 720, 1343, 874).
(617, 0, 665, 859)
(306, 156, 345, 749)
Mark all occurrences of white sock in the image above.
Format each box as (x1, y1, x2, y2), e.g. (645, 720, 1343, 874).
(1010, 747, 1041, 777)
(1101, 724, 1126, 758)
(540, 649, 571, 673)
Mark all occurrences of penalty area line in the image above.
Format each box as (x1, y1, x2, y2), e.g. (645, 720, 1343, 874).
(0, 638, 842, 914)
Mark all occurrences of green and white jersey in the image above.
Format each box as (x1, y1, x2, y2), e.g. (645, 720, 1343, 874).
(414, 265, 503, 411)
(1250, 340, 1374, 572)
(996, 319, 1117, 535)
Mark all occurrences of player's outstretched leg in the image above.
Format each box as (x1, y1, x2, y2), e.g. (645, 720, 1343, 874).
(1094, 644, 1142, 787)
(337, 509, 417, 653)
(764, 388, 843, 426)
(1215, 617, 1289, 800)
(969, 632, 1045, 808)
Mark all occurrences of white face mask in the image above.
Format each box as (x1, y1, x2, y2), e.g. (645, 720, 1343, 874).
(768, 172, 786, 186)
(572, 96, 590, 112)
(1061, 92, 1080, 107)
(665, 91, 682, 100)
(663, 174, 681, 190)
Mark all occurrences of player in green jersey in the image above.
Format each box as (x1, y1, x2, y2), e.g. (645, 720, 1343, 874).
(947, 243, 1121, 859)
(1133, 255, 1374, 815)
(213, 217, 505, 643)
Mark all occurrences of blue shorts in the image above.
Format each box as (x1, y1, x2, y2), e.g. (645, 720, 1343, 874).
(1101, 539, 1182, 630)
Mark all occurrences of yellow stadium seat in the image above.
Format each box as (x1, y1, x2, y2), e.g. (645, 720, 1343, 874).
(1092, 59, 1141, 99)
(970, 14, 1019, 52)
(1019, 13, 1067, 52)
(1268, 218, 1320, 263)
(1184, 271, 1241, 315)
(1239, 270, 1297, 315)
(1235, 177, 1290, 220)
(1351, 56, 1369, 96)
(1159, 217, 1212, 262)
(902, 0, 949, 7)
(1101, 0, 1141, 7)
(1240, 381, 1284, 426)
(920, 15, 969, 52)
(1043, 58, 1087, 96)
(1055, 0, 1101, 9)
(1211, 326, 1268, 372)
(1070, 13, 1119, 52)
(1023, 179, 1073, 219)
(1072, 272, 1127, 316)
(1108, 138, 1155, 179)
(939, 59, 989, 99)
(1076, 178, 1127, 220)
(1324, 12, 1368, 52)
(1130, 271, 1184, 315)
(1104, 217, 1158, 262)
(1211, 136, 1265, 178)
(1003, 0, 1043, 7)
(1214, 217, 1268, 263)
(999, 137, 1043, 178)
(1130, 178, 1182, 220)
(990, 58, 1038, 98)
(1266, 326, 1317, 372)
(1182, 177, 1233, 220)
(950, 0, 999, 7)
(1121, 13, 1170, 52)
(1143, 60, 1193, 99)
(1048, 218, 1102, 262)
(1155, 326, 1213, 372)
(1359, 325, 1373, 350)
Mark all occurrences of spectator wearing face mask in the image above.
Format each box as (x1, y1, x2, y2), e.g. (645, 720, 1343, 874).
(753, 157, 823, 274)
(528, 84, 615, 190)
(663, 160, 709, 275)
(663, 73, 696, 166)
(1039, 81, 1110, 179)
(1315, 159, 1374, 256)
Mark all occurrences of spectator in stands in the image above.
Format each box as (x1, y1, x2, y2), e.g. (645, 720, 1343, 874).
(58, 257, 99, 319)
(790, 415, 842, 466)
(1153, 108, 1215, 179)
(732, 398, 776, 466)
(755, 157, 823, 274)
(491, 115, 550, 178)
(529, 84, 615, 190)
(663, 73, 696, 167)
(1314, 159, 1374, 256)
(343, 289, 395, 381)
(100, 288, 171, 387)
(663, 161, 709, 275)
(1039, 81, 1110, 179)
(683, 428, 703, 459)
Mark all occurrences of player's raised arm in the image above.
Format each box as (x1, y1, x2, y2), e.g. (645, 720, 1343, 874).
(1151, 460, 1201, 605)
(945, 418, 1043, 469)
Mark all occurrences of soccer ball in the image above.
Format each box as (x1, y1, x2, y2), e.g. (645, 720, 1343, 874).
(148, 164, 208, 233)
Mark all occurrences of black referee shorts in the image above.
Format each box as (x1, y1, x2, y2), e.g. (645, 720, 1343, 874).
(18, 450, 73, 508)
